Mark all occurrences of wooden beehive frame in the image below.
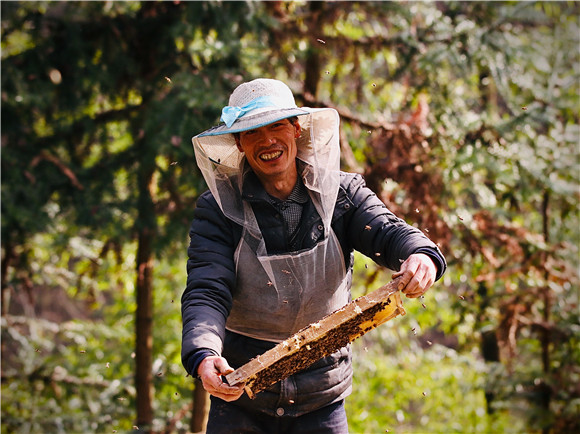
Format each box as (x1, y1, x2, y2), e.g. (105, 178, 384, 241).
(225, 278, 406, 398)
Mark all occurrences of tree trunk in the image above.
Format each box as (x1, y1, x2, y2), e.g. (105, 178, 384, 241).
(190, 379, 210, 433)
(481, 327, 500, 414)
(135, 155, 157, 431)
(1, 238, 13, 316)
(135, 228, 154, 430)
(304, 1, 325, 98)
(540, 190, 552, 434)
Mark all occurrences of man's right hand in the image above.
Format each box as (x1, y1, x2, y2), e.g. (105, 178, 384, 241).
(197, 356, 245, 401)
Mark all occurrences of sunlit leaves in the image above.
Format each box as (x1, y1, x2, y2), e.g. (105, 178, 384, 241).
(2, 1, 579, 433)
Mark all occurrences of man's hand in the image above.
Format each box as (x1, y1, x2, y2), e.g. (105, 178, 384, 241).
(197, 356, 245, 401)
(392, 253, 437, 298)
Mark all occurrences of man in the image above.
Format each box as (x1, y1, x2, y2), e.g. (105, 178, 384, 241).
(182, 78, 446, 433)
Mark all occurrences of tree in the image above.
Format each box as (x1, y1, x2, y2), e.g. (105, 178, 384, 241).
(2, 1, 578, 433)
(2, 1, 251, 430)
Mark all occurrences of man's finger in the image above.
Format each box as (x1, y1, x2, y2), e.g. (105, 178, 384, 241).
(198, 356, 245, 401)
(394, 263, 417, 291)
(401, 266, 426, 297)
(393, 253, 437, 297)
(214, 357, 235, 375)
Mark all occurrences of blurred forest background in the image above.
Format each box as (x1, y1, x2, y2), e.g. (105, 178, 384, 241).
(1, 1, 579, 433)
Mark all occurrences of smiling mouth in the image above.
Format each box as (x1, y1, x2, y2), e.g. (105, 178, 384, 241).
(259, 151, 282, 161)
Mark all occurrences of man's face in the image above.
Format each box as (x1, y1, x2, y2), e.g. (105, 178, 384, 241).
(236, 119, 301, 182)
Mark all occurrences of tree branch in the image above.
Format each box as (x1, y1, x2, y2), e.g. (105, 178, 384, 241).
(30, 151, 84, 190)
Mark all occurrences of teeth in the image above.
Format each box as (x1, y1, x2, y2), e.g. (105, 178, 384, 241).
(260, 151, 282, 161)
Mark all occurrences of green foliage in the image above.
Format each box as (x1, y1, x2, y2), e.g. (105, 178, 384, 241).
(348, 340, 496, 434)
(1, 231, 195, 433)
(2, 1, 579, 433)
(2, 315, 136, 433)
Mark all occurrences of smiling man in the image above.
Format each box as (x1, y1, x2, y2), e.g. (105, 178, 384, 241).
(182, 78, 447, 433)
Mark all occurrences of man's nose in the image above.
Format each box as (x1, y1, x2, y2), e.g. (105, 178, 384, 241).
(256, 129, 275, 144)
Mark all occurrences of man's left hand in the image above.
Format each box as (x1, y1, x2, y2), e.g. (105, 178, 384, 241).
(392, 253, 437, 298)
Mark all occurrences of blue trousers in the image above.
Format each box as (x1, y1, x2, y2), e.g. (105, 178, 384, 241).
(206, 397, 349, 434)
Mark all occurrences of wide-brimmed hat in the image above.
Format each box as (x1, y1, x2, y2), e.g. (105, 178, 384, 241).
(192, 78, 339, 171)
(197, 78, 310, 136)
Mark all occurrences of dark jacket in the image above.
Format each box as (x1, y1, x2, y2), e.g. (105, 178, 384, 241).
(181, 172, 446, 417)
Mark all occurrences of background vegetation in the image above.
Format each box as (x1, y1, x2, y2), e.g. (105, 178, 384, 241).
(2, 1, 578, 433)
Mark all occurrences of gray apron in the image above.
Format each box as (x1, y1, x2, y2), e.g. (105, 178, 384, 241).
(227, 229, 348, 342)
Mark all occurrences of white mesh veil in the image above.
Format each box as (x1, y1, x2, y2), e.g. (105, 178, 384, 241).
(192, 107, 342, 252)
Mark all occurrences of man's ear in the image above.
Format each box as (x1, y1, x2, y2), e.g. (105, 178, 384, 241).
(294, 121, 302, 139)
